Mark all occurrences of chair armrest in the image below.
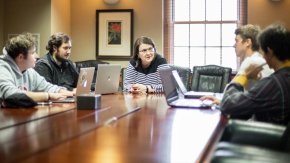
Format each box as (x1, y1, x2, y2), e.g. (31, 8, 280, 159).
(221, 120, 286, 149)
(212, 142, 290, 163)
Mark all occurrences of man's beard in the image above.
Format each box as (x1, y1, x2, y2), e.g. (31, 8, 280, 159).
(55, 52, 68, 63)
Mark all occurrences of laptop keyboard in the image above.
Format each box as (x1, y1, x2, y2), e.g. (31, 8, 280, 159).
(171, 99, 213, 108)
(172, 99, 202, 107)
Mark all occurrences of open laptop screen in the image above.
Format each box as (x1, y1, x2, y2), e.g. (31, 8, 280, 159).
(160, 67, 214, 108)
(159, 68, 179, 103)
(51, 67, 95, 103)
(95, 64, 121, 94)
(76, 67, 95, 96)
(172, 70, 215, 98)
(172, 70, 188, 94)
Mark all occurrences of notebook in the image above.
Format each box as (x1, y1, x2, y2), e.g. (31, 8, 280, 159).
(159, 67, 213, 108)
(52, 67, 95, 103)
(171, 70, 215, 98)
(94, 64, 121, 94)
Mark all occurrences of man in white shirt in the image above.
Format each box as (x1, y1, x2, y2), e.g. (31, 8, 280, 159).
(201, 24, 273, 103)
(234, 24, 273, 90)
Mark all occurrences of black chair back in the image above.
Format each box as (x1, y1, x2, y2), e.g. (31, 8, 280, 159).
(120, 67, 127, 91)
(191, 65, 232, 93)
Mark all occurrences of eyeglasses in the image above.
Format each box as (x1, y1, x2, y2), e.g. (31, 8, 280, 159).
(139, 47, 154, 53)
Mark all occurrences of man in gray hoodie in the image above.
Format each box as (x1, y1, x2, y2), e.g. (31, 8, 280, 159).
(0, 33, 73, 103)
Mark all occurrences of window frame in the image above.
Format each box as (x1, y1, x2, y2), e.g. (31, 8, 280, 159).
(163, 0, 247, 71)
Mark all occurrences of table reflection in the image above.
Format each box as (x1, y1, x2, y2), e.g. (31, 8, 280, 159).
(0, 103, 75, 129)
(169, 109, 221, 163)
(0, 93, 225, 163)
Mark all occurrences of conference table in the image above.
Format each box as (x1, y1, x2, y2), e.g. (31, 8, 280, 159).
(0, 93, 227, 163)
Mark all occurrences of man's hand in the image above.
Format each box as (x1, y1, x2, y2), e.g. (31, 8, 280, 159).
(49, 93, 67, 101)
(200, 95, 221, 105)
(244, 63, 265, 80)
(59, 89, 74, 97)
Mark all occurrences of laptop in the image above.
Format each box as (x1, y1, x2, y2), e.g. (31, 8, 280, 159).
(94, 64, 121, 94)
(171, 70, 215, 98)
(159, 67, 213, 108)
(51, 67, 95, 103)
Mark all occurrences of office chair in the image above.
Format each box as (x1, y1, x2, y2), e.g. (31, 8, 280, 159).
(191, 65, 232, 93)
(211, 120, 290, 162)
(168, 64, 191, 90)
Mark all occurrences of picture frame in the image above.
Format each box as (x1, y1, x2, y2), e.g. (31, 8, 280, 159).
(8, 33, 40, 55)
(96, 9, 133, 60)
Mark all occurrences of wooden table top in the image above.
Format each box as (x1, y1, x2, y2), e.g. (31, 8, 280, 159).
(0, 93, 226, 163)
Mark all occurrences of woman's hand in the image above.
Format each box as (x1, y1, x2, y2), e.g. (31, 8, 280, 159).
(130, 84, 147, 94)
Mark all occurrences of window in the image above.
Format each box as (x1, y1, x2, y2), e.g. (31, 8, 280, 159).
(164, 0, 247, 71)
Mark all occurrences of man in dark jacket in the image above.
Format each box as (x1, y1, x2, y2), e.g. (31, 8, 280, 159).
(35, 32, 79, 92)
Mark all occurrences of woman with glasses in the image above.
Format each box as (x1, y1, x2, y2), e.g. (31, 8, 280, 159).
(124, 36, 168, 94)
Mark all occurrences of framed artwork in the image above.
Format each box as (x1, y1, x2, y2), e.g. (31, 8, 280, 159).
(96, 9, 133, 60)
(8, 33, 40, 55)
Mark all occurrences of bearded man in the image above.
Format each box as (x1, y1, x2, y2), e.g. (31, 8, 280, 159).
(35, 33, 79, 92)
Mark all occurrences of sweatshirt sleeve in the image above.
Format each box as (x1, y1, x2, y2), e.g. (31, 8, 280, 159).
(0, 64, 23, 99)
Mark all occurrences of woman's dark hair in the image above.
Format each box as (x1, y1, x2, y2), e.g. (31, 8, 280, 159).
(258, 23, 290, 61)
(46, 32, 71, 54)
(5, 33, 36, 59)
(132, 36, 156, 68)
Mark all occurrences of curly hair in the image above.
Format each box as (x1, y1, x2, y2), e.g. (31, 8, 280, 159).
(5, 33, 36, 59)
(46, 32, 71, 54)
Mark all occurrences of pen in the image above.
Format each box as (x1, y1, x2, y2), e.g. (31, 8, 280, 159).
(105, 107, 142, 125)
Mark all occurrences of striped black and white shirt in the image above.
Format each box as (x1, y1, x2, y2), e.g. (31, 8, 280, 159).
(124, 54, 168, 93)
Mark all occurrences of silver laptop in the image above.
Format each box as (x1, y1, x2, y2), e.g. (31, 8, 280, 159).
(171, 70, 215, 98)
(159, 67, 212, 108)
(94, 64, 121, 94)
(51, 67, 95, 103)
(76, 67, 95, 96)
